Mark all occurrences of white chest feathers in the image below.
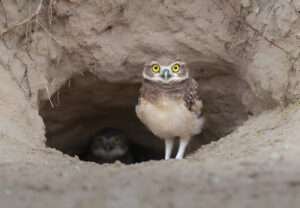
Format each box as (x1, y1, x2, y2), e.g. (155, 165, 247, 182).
(136, 97, 204, 140)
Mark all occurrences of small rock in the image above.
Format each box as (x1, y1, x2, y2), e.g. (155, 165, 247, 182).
(74, 165, 81, 171)
(211, 176, 221, 184)
(255, 7, 260, 14)
(4, 189, 12, 195)
(241, 0, 251, 8)
(270, 152, 281, 160)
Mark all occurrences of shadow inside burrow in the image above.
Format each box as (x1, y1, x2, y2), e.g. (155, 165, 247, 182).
(38, 69, 252, 164)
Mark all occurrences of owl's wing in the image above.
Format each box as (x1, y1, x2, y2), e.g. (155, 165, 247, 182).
(184, 79, 203, 117)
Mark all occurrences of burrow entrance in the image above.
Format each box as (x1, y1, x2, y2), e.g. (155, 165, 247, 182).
(39, 70, 256, 164)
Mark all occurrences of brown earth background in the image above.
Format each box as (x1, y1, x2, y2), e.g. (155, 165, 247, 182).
(0, 0, 300, 207)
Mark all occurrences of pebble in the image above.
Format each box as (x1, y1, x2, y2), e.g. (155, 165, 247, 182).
(270, 152, 281, 160)
(3, 189, 12, 195)
(241, 0, 251, 8)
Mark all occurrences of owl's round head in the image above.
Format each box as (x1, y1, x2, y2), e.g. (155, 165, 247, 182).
(90, 128, 129, 160)
(142, 61, 189, 84)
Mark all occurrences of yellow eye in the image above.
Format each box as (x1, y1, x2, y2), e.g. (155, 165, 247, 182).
(171, 64, 180, 73)
(151, 64, 160, 73)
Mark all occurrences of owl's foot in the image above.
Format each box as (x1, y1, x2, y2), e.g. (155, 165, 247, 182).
(175, 139, 189, 159)
(165, 139, 174, 160)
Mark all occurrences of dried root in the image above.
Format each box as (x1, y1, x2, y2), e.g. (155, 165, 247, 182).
(0, 0, 60, 106)
(0, 0, 44, 37)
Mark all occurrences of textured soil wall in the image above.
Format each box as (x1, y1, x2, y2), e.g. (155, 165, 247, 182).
(1, 0, 299, 152)
(0, 0, 300, 207)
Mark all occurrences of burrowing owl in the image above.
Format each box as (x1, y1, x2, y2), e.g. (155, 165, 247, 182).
(136, 61, 205, 160)
(86, 128, 133, 164)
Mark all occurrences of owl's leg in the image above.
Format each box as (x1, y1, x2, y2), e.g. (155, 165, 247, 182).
(175, 138, 190, 159)
(165, 139, 174, 160)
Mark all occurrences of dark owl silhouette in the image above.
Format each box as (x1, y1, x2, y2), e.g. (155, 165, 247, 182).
(85, 128, 134, 164)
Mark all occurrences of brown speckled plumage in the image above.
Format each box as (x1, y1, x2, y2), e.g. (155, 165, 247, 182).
(136, 61, 205, 159)
(139, 78, 203, 117)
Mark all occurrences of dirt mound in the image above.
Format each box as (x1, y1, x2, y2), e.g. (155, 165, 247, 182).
(0, 0, 300, 207)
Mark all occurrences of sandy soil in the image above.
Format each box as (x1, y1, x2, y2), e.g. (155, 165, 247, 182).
(1, 1, 300, 207)
(1, 104, 300, 208)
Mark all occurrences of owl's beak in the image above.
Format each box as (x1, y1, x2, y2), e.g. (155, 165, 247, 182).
(161, 69, 172, 80)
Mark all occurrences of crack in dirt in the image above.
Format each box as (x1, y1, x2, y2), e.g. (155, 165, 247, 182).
(224, 0, 292, 57)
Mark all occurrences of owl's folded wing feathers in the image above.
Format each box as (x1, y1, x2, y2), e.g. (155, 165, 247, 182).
(184, 79, 203, 117)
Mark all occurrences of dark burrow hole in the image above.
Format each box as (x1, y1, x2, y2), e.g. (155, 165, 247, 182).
(39, 70, 254, 165)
